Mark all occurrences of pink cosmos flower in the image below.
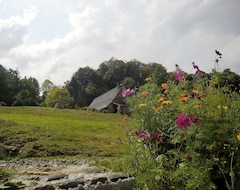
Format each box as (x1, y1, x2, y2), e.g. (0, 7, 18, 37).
(174, 70, 185, 81)
(174, 64, 185, 81)
(122, 88, 135, 97)
(136, 130, 151, 140)
(189, 115, 199, 125)
(154, 134, 163, 142)
(187, 155, 193, 161)
(175, 114, 190, 129)
(192, 62, 203, 75)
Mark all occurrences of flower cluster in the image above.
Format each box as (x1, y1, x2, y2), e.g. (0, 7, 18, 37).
(125, 51, 240, 189)
(192, 62, 203, 75)
(175, 114, 199, 129)
(173, 64, 185, 81)
(136, 130, 163, 142)
(122, 88, 135, 97)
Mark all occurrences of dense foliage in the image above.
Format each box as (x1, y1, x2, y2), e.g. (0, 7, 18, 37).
(45, 86, 74, 108)
(0, 65, 19, 105)
(12, 77, 40, 106)
(0, 66, 39, 106)
(124, 51, 240, 189)
(66, 58, 170, 107)
(0, 57, 239, 108)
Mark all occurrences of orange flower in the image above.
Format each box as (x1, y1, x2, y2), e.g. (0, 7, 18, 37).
(181, 94, 188, 97)
(161, 83, 167, 88)
(152, 106, 159, 113)
(141, 91, 149, 96)
(196, 95, 203, 100)
(192, 89, 199, 94)
(163, 90, 169, 94)
(158, 97, 164, 102)
(162, 100, 172, 105)
(179, 97, 188, 102)
(145, 77, 151, 81)
(237, 133, 240, 141)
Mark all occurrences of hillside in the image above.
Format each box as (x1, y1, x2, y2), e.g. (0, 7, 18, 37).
(0, 106, 129, 159)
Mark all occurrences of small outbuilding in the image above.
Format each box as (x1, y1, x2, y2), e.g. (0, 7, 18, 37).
(88, 84, 130, 115)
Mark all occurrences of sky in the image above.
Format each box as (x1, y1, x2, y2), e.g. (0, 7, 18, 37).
(0, 0, 240, 86)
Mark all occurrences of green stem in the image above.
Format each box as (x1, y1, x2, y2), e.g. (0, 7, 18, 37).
(219, 164, 231, 190)
(230, 151, 235, 190)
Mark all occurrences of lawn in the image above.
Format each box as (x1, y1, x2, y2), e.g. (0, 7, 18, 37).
(0, 106, 129, 159)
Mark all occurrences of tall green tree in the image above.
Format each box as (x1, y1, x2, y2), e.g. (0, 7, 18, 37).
(0, 65, 20, 105)
(125, 59, 145, 86)
(45, 87, 73, 108)
(97, 58, 169, 88)
(12, 77, 40, 106)
(141, 62, 169, 85)
(67, 66, 106, 107)
(219, 68, 240, 92)
(41, 79, 54, 106)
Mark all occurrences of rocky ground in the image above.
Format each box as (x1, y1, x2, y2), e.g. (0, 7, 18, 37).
(0, 159, 136, 190)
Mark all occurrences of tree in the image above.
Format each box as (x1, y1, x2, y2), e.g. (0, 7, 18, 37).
(67, 66, 106, 107)
(12, 77, 40, 106)
(125, 59, 145, 86)
(45, 87, 73, 108)
(97, 58, 169, 88)
(220, 68, 240, 92)
(122, 77, 136, 88)
(97, 58, 126, 88)
(41, 79, 54, 106)
(141, 63, 169, 85)
(0, 65, 20, 105)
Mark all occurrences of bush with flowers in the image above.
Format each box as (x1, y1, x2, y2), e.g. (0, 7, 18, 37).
(124, 51, 240, 189)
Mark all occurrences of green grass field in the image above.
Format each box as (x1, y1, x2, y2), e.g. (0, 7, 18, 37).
(0, 106, 129, 159)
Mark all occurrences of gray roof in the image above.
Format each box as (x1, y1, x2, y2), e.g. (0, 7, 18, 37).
(88, 85, 122, 110)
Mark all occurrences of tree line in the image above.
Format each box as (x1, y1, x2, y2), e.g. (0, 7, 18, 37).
(1, 58, 239, 108)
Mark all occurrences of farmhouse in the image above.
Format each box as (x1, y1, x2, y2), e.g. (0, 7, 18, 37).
(88, 84, 130, 115)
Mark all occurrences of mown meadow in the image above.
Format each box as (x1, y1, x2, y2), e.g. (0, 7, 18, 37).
(0, 106, 129, 159)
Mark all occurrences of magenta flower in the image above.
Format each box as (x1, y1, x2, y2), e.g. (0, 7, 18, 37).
(174, 64, 185, 81)
(215, 50, 222, 56)
(174, 71, 185, 81)
(154, 134, 163, 142)
(195, 69, 203, 75)
(136, 130, 150, 140)
(189, 115, 199, 125)
(192, 62, 203, 75)
(122, 88, 135, 97)
(175, 114, 190, 129)
(187, 155, 193, 161)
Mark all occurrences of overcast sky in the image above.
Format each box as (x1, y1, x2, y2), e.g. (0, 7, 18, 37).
(0, 0, 239, 86)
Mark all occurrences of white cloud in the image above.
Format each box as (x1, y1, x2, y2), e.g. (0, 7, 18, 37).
(222, 36, 240, 72)
(0, 7, 37, 53)
(69, 6, 99, 29)
(0, 0, 239, 86)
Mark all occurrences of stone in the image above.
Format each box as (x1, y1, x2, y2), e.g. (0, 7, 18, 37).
(34, 185, 55, 190)
(0, 159, 136, 190)
(46, 173, 68, 181)
(109, 174, 128, 182)
(118, 177, 136, 190)
(0, 145, 8, 159)
(92, 177, 136, 190)
(58, 178, 85, 189)
(90, 176, 108, 185)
